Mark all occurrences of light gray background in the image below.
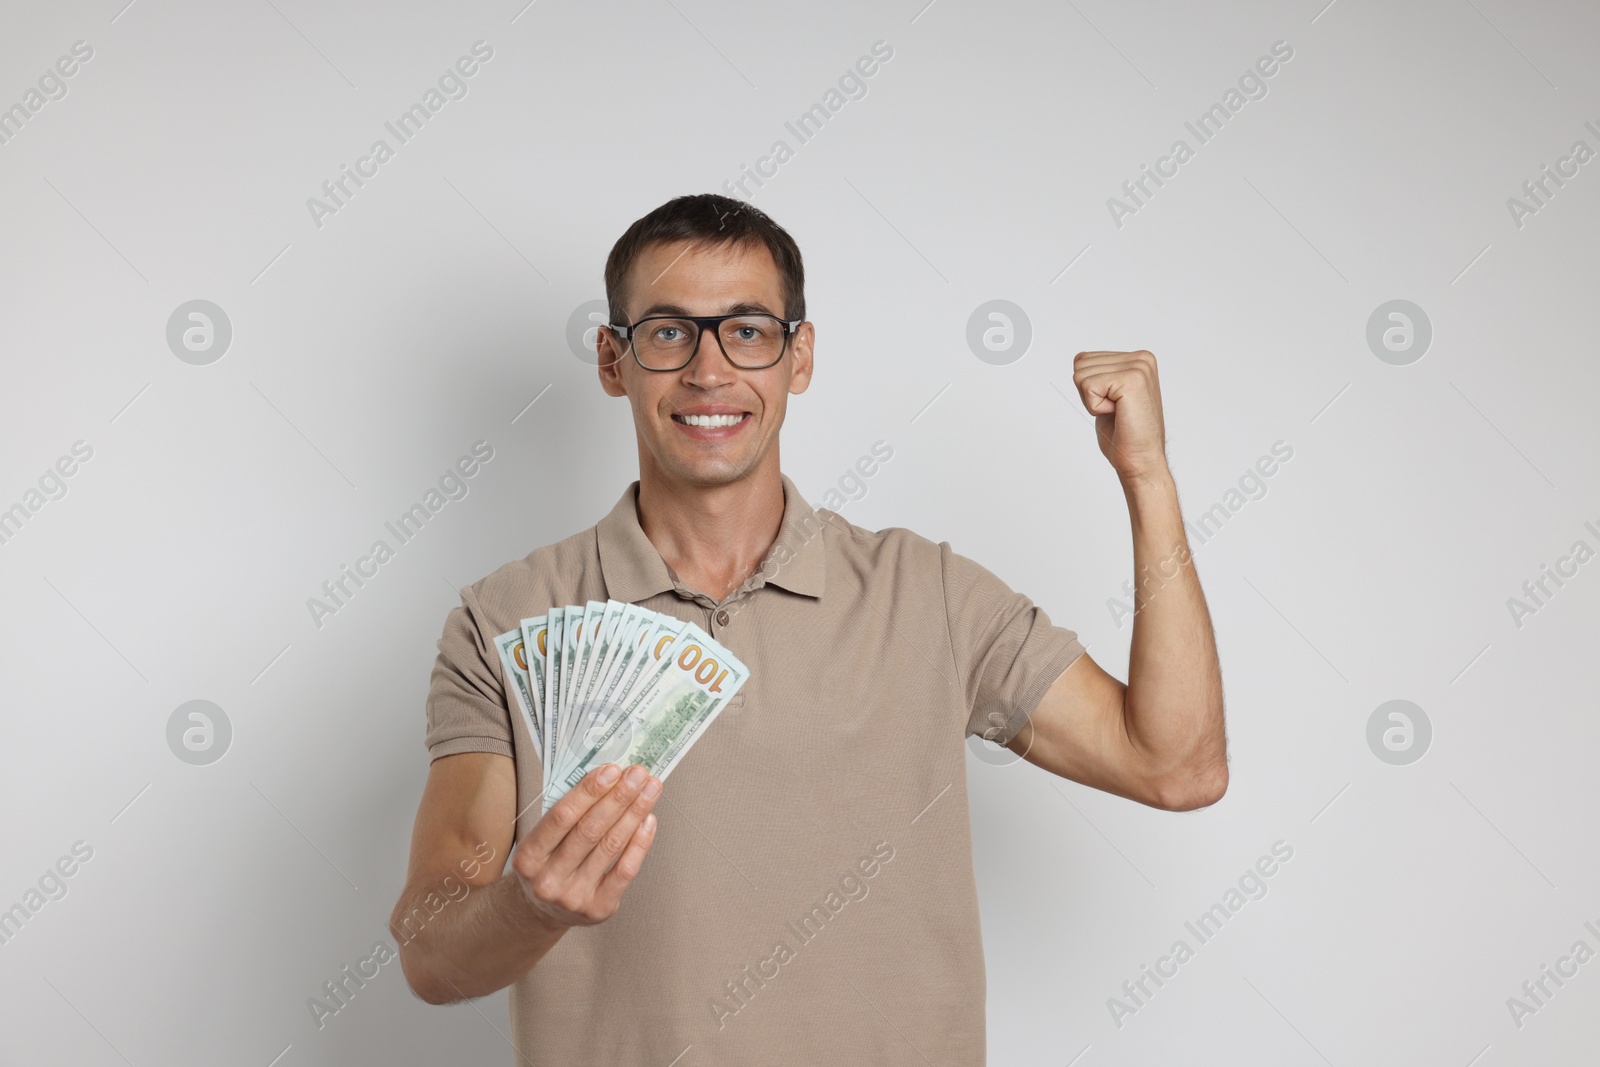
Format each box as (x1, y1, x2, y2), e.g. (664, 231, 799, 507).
(2, 0, 1597, 1063)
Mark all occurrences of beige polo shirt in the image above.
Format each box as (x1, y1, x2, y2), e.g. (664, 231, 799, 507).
(424, 473, 1085, 1065)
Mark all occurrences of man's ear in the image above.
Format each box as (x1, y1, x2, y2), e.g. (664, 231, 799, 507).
(598, 327, 628, 397)
(788, 321, 815, 395)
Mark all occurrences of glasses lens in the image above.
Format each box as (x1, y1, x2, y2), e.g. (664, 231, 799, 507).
(718, 315, 787, 368)
(632, 318, 699, 370)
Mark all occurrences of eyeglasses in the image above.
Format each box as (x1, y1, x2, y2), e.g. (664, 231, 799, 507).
(607, 313, 803, 372)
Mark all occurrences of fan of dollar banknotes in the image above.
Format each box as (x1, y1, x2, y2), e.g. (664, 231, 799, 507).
(495, 601, 749, 813)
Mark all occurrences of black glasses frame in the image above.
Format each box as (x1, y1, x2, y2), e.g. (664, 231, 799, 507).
(607, 313, 803, 372)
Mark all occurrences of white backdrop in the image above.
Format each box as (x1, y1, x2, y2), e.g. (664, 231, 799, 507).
(2, 0, 1597, 1063)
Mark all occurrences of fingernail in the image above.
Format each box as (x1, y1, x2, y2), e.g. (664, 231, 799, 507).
(642, 813, 657, 833)
(624, 765, 647, 788)
(597, 764, 621, 786)
(642, 777, 662, 800)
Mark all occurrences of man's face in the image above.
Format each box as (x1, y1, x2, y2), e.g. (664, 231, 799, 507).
(598, 238, 814, 489)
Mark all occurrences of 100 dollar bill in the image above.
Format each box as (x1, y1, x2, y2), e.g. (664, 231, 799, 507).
(554, 622, 748, 802)
(552, 612, 685, 790)
(555, 602, 642, 781)
(493, 627, 541, 759)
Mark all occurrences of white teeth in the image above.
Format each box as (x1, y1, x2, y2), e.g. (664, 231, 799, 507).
(680, 413, 744, 428)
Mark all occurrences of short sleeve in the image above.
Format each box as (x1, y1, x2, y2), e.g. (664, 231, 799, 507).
(424, 587, 514, 761)
(941, 542, 1086, 745)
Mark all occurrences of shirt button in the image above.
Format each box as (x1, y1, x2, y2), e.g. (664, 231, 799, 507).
(715, 609, 730, 626)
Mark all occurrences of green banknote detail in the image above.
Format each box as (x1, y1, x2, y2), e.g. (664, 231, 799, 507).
(557, 621, 747, 795)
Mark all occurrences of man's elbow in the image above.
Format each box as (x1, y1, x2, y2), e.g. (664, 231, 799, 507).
(411, 981, 460, 1007)
(1152, 761, 1228, 812)
(388, 907, 457, 1006)
(396, 947, 461, 1006)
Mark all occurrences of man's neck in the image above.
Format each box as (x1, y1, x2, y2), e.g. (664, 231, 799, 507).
(634, 456, 786, 604)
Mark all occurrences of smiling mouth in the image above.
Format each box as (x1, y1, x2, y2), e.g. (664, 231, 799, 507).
(672, 413, 751, 428)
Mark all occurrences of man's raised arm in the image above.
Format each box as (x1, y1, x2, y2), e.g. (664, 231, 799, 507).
(1009, 349, 1227, 811)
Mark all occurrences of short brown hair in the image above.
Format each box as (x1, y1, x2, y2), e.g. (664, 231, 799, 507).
(604, 194, 805, 327)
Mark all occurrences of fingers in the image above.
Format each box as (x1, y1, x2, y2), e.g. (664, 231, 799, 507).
(592, 812, 658, 915)
(1073, 357, 1156, 387)
(1073, 361, 1162, 418)
(1073, 349, 1155, 371)
(519, 763, 624, 868)
(1075, 372, 1121, 414)
(544, 764, 655, 882)
(1073, 351, 1155, 387)
(571, 770, 661, 888)
(512, 764, 662, 926)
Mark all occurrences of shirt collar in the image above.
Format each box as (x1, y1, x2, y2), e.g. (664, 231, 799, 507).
(596, 473, 827, 604)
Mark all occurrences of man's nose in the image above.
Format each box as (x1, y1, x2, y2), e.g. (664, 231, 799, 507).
(681, 327, 732, 385)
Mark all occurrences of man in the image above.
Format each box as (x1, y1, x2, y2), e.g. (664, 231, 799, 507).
(391, 193, 1225, 1064)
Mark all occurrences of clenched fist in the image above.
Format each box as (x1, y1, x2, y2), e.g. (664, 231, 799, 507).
(1072, 349, 1170, 484)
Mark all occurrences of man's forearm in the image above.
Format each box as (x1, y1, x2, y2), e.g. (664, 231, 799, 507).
(393, 870, 567, 1004)
(1121, 467, 1227, 807)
